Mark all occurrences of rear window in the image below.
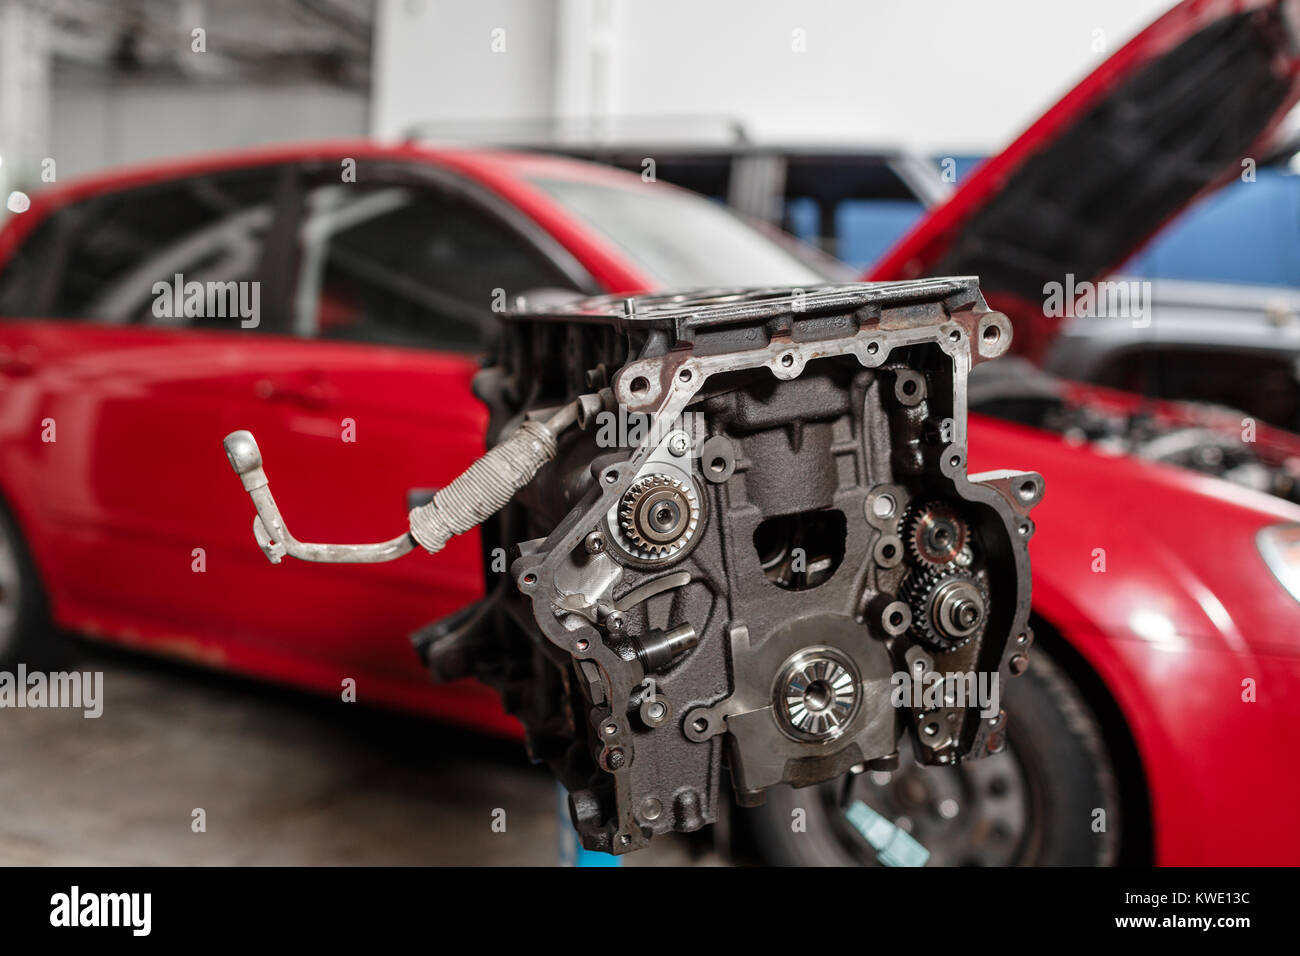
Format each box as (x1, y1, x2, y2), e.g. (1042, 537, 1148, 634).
(531, 177, 824, 289)
(0, 165, 284, 325)
(0, 216, 60, 316)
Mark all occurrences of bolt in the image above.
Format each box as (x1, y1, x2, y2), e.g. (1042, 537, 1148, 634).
(584, 531, 607, 554)
(1009, 654, 1029, 676)
(640, 797, 663, 821)
(955, 600, 981, 629)
(668, 432, 689, 456)
(640, 696, 671, 728)
(606, 747, 627, 770)
(605, 611, 625, 633)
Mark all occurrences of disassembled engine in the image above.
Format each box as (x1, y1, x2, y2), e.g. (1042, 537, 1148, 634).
(223, 279, 1042, 855)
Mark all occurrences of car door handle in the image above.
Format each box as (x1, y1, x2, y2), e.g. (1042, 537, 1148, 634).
(0, 345, 39, 376)
(253, 376, 338, 409)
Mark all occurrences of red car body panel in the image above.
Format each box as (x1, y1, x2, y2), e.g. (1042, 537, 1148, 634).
(5, 1, 1300, 863)
(969, 416, 1300, 865)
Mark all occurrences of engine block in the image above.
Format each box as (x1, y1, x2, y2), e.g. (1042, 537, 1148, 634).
(422, 279, 1042, 854)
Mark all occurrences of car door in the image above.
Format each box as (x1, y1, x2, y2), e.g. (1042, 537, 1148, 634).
(0, 163, 314, 658)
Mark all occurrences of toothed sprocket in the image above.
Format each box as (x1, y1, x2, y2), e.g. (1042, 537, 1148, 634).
(900, 563, 989, 651)
(618, 473, 701, 562)
(905, 500, 969, 567)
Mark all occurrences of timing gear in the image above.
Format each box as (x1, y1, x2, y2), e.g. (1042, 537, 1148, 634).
(618, 473, 701, 560)
(901, 564, 989, 652)
(905, 500, 969, 567)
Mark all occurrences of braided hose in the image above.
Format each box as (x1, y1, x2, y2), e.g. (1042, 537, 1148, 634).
(225, 401, 580, 564)
(408, 417, 561, 554)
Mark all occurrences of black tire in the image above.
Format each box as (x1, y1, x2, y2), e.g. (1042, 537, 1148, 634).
(0, 502, 53, 668)
(743, 650, 1120, 866)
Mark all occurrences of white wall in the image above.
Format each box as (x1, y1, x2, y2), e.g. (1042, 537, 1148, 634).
(374, 0, 1175, 153)
(49, 80, 368, 181)
(0, 0, 50, 198)
(371, 0, 559, 138)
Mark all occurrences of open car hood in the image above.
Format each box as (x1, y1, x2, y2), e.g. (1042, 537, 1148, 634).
(867, 0, 1300, 358)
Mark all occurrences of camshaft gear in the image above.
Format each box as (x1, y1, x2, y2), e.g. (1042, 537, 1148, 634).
(618, 473, 702, 561)
(900, 564, 989, 651)
(905, 500, 969, 567)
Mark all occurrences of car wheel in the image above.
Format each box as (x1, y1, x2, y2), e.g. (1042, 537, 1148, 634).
(0, 503, 51, 667)
(743, 650, 1120, 866)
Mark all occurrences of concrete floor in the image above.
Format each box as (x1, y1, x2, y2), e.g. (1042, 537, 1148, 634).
(0, 639, 726, 866)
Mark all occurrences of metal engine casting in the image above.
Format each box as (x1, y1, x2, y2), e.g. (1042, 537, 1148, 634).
(431, 280, 1041, 854)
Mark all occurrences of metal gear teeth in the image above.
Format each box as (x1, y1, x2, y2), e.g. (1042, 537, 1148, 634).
(618, 473, 701, 560)
(904, 500, 969, 567)
(900, 563, 989, 652)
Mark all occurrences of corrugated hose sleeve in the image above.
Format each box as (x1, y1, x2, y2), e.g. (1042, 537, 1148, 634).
(408, 418, 558, 554)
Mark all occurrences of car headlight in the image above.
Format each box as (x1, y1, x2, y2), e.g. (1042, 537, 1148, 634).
(1257, 523, 1300, 604)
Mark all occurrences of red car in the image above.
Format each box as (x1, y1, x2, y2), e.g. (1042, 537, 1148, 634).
(3, 0, 1300, 866)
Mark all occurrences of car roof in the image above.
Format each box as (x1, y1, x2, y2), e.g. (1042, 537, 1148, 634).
(0, 140, 661, 285)
(14, 139, 645, 213)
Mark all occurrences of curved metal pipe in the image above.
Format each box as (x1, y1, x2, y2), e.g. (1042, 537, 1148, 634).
(222, 397, 586, 565)
(223, 430, 416, 564)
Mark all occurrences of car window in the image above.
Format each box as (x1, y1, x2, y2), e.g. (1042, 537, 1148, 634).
(785, 197, 925, 271)
(293, 180, 578, 352)
(1, 166, 285, 327)
(0, 216, 61, 317)
(532, 176, 824, 289)
(551, 149, 733, 202)
(781, 157, 927, 268)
